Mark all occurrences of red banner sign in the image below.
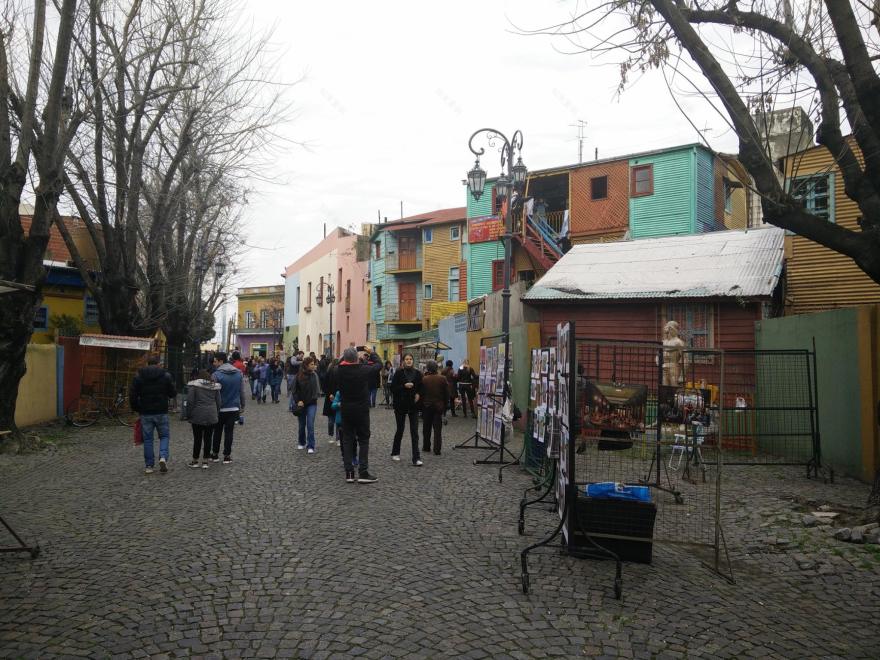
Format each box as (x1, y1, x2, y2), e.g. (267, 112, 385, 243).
(468, 215, 503, 243)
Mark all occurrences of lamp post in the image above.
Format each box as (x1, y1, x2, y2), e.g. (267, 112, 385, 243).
(466, 128, 527, 401)
(317, 279, 336, 358)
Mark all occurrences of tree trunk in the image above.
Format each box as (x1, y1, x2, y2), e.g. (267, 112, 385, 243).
(0, 291, 42, 436)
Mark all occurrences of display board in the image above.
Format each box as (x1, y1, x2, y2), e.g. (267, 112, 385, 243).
(555, 322, 572, 531)
(478, 343, 506, 446)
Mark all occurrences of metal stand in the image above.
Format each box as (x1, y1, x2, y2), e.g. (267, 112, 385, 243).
(518, 461, 557, 535)
(0, 514, 40, 559)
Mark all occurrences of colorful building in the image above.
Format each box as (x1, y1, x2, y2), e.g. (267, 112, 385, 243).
(233, 285, 285, 357)
(20, 210, 102, 344)
(782, 139, 880, 314)
(369, 208, 467, 360)
(282, 227, 369, 357)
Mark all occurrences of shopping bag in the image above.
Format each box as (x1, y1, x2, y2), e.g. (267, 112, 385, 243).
(133, 418, 143, 446)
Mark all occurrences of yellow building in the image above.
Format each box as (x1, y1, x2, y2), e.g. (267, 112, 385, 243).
(421, 214, 469, 328)
(783, 140, 880, 314)
(234, 285, 285, 357)
(31, 264, 102, 344)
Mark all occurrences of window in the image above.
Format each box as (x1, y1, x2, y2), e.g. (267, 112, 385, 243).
(307, 282, 312, 309)
(630, 164, 653, 197)
(346, 316, 350, 332)
(491, 260, 516, 291)
(664, 303, 714, 349)
(84, 296, 99, 326)
(33, 306, 48, 330)
(376, 285, 382, 306)
(724, 182, 733, 214)
(296, 286, 300, 311)
(423, 228, 433, 243)
(448, 267, 460, 302)
(374, 242, 381, 259)
(790, 174, 833, 222)
(317, 276, 324, 305)
(450, 226, 460, 241)
(590, 175, 608, 200)
(245, 311, 255, 328)
(306, 335, 310, 351)
(260, 309, 269, 327)
(345, 279, 351, 312)
(424, 284, 433, 299)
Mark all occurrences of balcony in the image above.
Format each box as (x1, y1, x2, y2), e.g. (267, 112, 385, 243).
(384, 302, 420, 324)
(385, 251, 422, 273)
(345, 296, 351, 313)
(303, 305, 312, 313)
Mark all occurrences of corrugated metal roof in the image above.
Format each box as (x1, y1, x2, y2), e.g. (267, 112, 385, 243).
(523, 227, 786, 302)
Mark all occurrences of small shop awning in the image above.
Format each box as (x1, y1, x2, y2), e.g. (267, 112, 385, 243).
(404, 340, 452, 350)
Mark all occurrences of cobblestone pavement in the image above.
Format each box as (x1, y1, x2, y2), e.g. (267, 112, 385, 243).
(1, 395, 879, 659)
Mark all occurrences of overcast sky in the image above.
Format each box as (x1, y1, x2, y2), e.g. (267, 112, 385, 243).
(232, 0, 740, 292)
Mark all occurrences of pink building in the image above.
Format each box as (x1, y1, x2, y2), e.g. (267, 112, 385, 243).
(282, 227, 370, 357)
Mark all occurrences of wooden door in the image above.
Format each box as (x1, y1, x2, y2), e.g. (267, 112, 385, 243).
(399, 236, 417, 270)
(399, 282, 417, 320)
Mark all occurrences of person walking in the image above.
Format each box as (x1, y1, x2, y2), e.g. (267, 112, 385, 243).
(184, 370, 221, 469)
(322, 358, 340, 445)
(257, 357, 270, 403)
(456, 359, 478, 418)
(390, 353, 423, 466)
(383, 360, 395, 407)
(211, 352, 247, 464)
(366, 351, 381, 408)
(337, 347, 378, 483)
(130, 354, 177, 474)
(421, 360, 451, 456)
(441, 360, 458, 416)
(268, 358, 284, 403)
(292, 356, 320, 453)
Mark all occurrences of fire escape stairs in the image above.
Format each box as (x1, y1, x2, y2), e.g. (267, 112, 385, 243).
(515, 216, 564, 273)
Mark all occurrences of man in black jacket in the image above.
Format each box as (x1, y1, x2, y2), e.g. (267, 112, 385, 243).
(337, 347, 378, 483)
(390, 353, 423, 465)
(130, 354, 177, 474)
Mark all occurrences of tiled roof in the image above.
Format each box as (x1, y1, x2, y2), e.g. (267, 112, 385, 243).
(378, 207, 467, 232)
(523, 227, 786, 303)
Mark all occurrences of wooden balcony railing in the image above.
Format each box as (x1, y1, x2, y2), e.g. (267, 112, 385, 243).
(384, 303, 419, 322)
(385, 251, 423, 271)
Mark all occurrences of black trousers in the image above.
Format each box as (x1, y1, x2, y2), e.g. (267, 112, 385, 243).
(422, 407, 443, 454)
(191, 424, 213, 459)
(212, 410, 239, 458)
(392, 408, 420, 463)
(341, 404, 370, 473)
(458, 384, 476, 416)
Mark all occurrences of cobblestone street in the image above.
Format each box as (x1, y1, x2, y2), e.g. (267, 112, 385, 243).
(1, 396, 879, 659)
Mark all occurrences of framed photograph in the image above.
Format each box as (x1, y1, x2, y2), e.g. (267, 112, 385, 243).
(540, 349, 549, 375)
(531, 350, 540, 379)
(547, 378, 556, 414)
(529, 378, 537, 402)
(558, 378, 569, 422)
(492, 416, 502, 445)
(548, 349, 557, 380)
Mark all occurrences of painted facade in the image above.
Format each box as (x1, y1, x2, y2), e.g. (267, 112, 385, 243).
(282, 271, 299, 353)
(369, 208, 467, 359)
(234, 285, 285, 357)
(282, 227, 369, 357)
(782, 140, 880, 314)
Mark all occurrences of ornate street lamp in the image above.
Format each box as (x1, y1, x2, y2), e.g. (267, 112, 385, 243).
(317, 279, 336, 358)
(465, 128, 527, 465)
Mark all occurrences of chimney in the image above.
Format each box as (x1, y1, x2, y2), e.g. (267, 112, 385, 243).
(753, 106, 814, 163)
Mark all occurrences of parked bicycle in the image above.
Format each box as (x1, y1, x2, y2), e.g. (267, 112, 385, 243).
(65, 385, 139, 428)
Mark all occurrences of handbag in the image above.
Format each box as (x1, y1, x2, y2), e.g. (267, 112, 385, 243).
(292, 404, 304, 417)
(133, 418, 143, 446)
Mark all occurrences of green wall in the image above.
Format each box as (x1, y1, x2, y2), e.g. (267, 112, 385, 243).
(629, 147, 695, 238)
(468, 241, 504, 299)
(756, 308, 862, 477)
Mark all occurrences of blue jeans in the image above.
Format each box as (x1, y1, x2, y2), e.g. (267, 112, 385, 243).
(369, 388, 378, 407)
(141, 413, 170, 467)
(297, 403, 317, 449)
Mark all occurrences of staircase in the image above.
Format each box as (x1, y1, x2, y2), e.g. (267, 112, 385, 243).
(516, 216, 564, 273)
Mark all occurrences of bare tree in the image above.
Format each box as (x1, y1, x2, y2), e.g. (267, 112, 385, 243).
(531, 1, 880, 284)
(0, 0, 79, 440)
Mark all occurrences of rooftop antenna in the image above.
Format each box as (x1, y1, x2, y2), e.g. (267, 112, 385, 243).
(400, 201, 403, 219)
(569, 119, 587, 163)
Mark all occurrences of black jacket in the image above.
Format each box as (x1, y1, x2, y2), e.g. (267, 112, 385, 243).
(292, 371, 320, 407)
(130, 365, 177, 415)
(337, 362, 371, 410)
(366, 356, 382, 390)
(391, 366, 422, 412)
(322, 366, 338, 417)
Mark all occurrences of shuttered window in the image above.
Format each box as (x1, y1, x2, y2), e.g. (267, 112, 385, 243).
(664, 303, 714, 349)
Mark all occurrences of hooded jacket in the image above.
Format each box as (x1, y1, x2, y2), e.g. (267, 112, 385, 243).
(212, 362, 247, 412)
(130, 365, 177, 415)
(337, 361, 371, 410)
(185, 379, 221, 426)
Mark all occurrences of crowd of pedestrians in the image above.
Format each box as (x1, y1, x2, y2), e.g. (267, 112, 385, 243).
(130, 347, 480, 485)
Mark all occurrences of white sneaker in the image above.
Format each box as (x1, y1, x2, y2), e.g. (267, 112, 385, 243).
(307, 448, 315, 454)
(414, 460, 423, 466)
(391, 455, 401, 462)
(296, 444, 305, 450)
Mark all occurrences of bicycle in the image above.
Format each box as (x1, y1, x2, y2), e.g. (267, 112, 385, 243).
(66, 385, 139, 428)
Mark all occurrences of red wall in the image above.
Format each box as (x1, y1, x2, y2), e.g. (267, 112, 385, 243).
(537, 301, 761, 351)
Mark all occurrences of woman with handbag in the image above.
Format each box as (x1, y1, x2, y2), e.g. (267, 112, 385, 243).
(292, 356, 320, 453)
(185, 369, 221, 469)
